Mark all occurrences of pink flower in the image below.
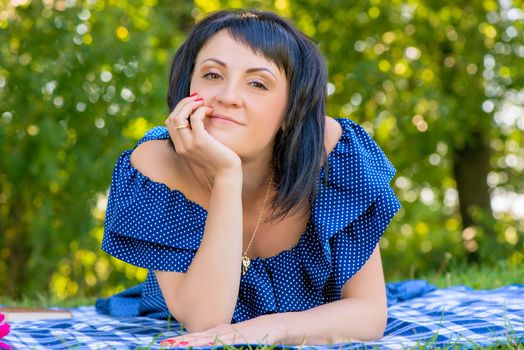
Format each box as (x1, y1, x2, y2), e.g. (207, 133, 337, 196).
(0, 322, 9, 338)
(0, 313, 11, 350)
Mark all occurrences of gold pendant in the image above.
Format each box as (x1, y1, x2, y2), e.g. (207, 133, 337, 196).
(241, 255, 251, 275)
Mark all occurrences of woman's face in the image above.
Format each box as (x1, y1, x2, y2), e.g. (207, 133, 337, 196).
(189, 30, 289, 160)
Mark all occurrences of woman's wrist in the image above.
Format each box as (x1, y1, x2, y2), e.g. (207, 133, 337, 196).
(213, 168, 243, 189)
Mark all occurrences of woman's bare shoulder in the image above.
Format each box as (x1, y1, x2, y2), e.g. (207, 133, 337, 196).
(130, 139, 185, 190)
(325, 116, 343, 154)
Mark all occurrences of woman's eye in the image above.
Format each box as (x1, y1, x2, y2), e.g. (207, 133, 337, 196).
(202, 72, 221, 80)
(250, 81, 268, 90)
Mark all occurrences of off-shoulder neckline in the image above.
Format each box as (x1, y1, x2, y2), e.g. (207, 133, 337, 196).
(132, 117, 348, 213)
(125, 117, 348, 264)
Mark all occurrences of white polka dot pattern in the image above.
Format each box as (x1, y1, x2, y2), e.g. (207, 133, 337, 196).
(101, 118, 402, 323)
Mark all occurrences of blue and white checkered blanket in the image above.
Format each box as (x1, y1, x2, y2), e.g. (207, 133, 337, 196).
(3, 284, 523, 349)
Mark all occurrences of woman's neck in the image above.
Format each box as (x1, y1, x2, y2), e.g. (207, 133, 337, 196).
(186, 148, 275, 212)
(240, 155, 275, 211)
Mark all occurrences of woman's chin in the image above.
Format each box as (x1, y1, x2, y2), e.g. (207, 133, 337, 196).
(205, 128, 241, 154)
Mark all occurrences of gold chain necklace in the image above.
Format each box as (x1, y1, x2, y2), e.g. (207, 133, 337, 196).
(201, 167, 274, 276)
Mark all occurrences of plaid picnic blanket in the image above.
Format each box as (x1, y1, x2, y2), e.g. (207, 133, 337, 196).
(3, 284, 523, 349)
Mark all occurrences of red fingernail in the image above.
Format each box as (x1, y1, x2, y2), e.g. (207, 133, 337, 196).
(195, 98, 203, 102)
(179, 341, 189, 345)
(189, 92, 198, 97)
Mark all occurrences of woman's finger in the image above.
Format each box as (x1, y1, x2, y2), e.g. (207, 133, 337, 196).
(164, 94, 202, 134)
(189, 105, 213, 140)
(165, 117, 191, 155)
(166, 99, 205, 152)
(166, 98, 203, 130)
(166, 93, 199, 120)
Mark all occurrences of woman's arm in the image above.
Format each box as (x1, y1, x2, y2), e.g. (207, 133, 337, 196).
(131, 140, 244, 332)
(160, 244, 387, 346)
(279, 245, 387, 344)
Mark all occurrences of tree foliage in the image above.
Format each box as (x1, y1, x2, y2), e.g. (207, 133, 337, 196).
(0, 0, 194, 298)
(1, 0, 522, 299)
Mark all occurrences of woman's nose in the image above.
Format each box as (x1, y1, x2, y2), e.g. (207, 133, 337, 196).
(215, 81, 243, 107)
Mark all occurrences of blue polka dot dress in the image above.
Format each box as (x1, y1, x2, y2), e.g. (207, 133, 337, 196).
(98, 117, 401, 323)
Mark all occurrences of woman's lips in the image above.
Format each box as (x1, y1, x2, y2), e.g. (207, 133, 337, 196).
(209, 114, 242, 125)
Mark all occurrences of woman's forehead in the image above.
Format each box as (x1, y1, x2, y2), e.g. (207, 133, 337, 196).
(195, 30, 285, 75)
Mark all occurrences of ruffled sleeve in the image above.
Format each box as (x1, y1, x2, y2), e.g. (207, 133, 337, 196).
(101, 127, 207, 272)
(304, 118, 401, 300)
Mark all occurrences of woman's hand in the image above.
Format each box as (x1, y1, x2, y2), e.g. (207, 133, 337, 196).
(159, 314, 286, 348)
(165, 93, 241, 177)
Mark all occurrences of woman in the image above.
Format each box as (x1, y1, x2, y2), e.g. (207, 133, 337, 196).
(99, 9, 401, 347)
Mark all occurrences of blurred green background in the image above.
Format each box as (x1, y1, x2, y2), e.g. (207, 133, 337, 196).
(1, 0, 523, 301)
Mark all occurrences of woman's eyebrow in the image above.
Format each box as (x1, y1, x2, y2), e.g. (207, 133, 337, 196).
(200, 57, 277, 80)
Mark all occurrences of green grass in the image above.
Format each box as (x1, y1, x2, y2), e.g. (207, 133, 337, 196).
(0, 294, 97, 309)
(428, 258, 523, 289)
(388, 258, 523, 290)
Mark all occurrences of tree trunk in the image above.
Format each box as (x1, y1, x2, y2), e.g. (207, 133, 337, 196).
(452, 131, 493, 230)
(5, 196, 30, 299)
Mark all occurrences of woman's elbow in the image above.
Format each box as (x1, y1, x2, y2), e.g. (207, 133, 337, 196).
(182, 317, 232, 333)
(361, 305, 388, 341)
(372, 311, 388, 340)
(167, 303, 232, 333)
